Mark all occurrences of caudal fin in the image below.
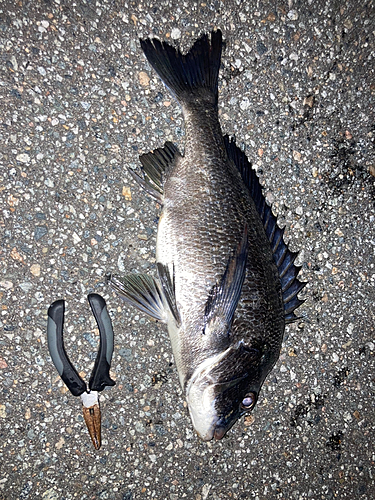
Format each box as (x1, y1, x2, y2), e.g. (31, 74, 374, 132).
(140, 30, 222, 106)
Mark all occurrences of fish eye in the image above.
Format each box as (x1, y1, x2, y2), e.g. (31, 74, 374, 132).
(240, 392, 256, 411)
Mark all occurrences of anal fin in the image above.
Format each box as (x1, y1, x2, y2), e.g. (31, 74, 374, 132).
(130, 141, 180, 203)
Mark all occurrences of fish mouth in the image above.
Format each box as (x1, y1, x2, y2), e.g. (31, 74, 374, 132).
(213, 424, 227, 440)
(211, 410, 241, 441)
(194, 413, 237, 441)
(195, 426, 216, 442)
(193, 414, 232, 441)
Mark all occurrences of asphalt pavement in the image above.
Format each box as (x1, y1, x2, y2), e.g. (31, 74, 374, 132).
(0, 1, 374, 499)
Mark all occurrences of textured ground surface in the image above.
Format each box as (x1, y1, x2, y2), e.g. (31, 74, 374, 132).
(0, 1, 374, 499)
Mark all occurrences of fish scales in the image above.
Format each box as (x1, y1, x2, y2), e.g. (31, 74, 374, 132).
(110, 30, 305, 441)
(158, 109, 284, 383)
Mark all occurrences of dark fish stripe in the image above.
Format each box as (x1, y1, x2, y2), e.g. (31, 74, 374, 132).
(284, 297, 305, 316)
(274, 244, 288, 268)
(283, 280, 306, 303)
(281, 265, 302, 293)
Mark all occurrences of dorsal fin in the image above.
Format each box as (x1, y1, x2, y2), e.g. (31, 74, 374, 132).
(224, 135, 306, 323)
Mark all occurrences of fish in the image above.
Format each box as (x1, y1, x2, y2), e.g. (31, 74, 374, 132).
(109, 29, 305, 441)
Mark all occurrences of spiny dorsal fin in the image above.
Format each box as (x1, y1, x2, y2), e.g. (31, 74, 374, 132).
(129, 141, 180, 203)
(224, 135, 306, 323)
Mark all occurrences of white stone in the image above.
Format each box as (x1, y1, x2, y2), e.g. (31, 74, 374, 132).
(16, 153, 30, 163)
(171, 28, 181, 40)
(331, 353, 339, 363)
(240, 97, 250, 110)
(287, 10, 299, 20)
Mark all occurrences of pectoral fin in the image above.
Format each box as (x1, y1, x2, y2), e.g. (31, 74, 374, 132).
(157, 263, 181, 326)
(108, 273, 166, 322)
(204, 226, 248, 334)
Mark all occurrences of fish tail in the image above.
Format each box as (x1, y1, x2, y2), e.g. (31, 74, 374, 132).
(140, 30, 222, 107)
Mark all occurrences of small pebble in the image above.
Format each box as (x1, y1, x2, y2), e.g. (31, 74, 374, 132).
(34, 226, 48, 241)
(10, 248, 25, 264)
(240, 97, 250, 111)
(303, 95, 314, 108)
(171, 28, 181, 40)
(42, 488, 60, 500)
(16, 153, 30, 163)
(256, 41, 267, 55)
(293, 150, 302, 162)
(244, 414, 255, 426)
(139, 71, 150, 87)
(30, 264, 41, 277)
(287, 10, 298, 20)
(10, 55, 18, 71)
(119, 348, 133, 362)
(19, 282, 33, 292)
(7, 194, 19, 207)
(122, 186, 132, 200)
(0, 280, 13, 290)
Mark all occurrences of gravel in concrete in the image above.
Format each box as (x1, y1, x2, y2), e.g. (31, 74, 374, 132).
(0, 1, 374, 499)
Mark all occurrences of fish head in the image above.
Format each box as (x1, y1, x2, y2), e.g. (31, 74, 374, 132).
(186, 341, 267, 441)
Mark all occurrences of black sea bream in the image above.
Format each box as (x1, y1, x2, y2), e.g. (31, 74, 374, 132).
(110, 30, 305, 440)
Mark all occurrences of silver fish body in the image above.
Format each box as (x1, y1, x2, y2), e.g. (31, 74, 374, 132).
(110, 30, 305, 440)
